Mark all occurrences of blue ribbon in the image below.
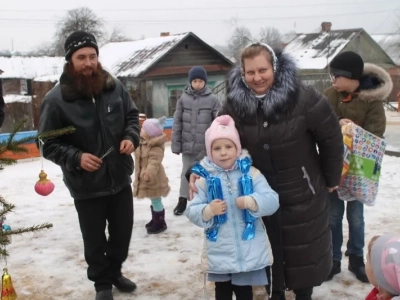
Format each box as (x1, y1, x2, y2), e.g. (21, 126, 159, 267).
(192, 163, 227, 242)
(237, 157, 257, 240)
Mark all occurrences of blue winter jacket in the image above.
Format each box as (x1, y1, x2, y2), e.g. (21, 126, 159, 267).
(185, 151, 279, 274)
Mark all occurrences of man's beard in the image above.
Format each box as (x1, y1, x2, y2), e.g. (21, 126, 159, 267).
(65, 62, 105, 97)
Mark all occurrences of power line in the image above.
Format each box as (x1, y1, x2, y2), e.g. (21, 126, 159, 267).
(371, 5, 400, 33)
(0, 9, 393, 24)
(0, 0, 397, 12)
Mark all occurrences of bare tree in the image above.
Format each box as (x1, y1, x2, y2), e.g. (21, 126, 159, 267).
(226, 18, 253, 63)
(107, 27, 134, 43)
(259, 27, 282, 49)
(32, 41, 56, 57)
(52, 7, 106, 56)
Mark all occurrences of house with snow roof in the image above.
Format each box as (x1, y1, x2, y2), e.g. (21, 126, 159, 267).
(371, 33, 400, 68)
(284, 25, 395, 74)
(0, 56, 64, 95)
(371, 33, 400, 101)
(283, 22, 397, 100)
(0, 56, 64, 132)
(99, 32, 233, 118)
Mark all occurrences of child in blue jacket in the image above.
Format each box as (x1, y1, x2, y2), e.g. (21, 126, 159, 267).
(185, 115, 279, 300)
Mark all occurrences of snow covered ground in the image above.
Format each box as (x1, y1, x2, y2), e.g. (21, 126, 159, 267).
(1, 144, 399, 300)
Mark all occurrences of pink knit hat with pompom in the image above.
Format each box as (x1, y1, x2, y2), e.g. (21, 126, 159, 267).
(205, 115, 242, 162)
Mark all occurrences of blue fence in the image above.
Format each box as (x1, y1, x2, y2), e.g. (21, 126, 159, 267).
(0, 118, 174, 143)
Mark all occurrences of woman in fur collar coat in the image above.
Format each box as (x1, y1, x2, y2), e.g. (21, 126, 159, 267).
(133, 117, 170, 234)
(190, 43, 344, 300)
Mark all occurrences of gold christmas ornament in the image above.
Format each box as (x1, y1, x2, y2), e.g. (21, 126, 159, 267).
(1, 268, 17, 300)
(34, 170, 55, 196)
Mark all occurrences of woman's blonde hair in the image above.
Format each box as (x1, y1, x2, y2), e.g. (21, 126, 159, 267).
(240, 45, 273, 71)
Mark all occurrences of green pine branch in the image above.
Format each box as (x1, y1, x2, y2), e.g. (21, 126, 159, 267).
(1, 223, 53, 236)
(0, 118, 75, 258)
(0, 118, 75, 170)
(38, 126, 76, 140)
(0, 248, 8, 258)
(0, 157, 15, 171)
(0, 196, 15, 219)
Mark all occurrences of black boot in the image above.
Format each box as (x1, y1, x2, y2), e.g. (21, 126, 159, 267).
(325, 260, 341, 281)
(293, 287, 313, 300)
(268, 290, 286, 300)
(95, 290, 114, 300)
(145, 206, 154, 229)
(147, 209, 167, 234)
(111, 275, 137, 293)
(173, 197, 187, 215)
(348, 254, 368, 283)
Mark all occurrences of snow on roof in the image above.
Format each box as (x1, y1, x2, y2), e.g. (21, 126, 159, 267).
(284, 29, 362, 70)
(0, 56, 64, 79)
(34, 74, 60, 82)
(371, 34, 400, 65)
(4, 94, 32, 104)
(281, 32, 298, 44)
(99, 33, 189, 77)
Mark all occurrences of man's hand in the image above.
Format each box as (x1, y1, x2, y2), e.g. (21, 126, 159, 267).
(189, 173, 200, 200)
(235, 196, 246, 210)
(120, 139, 135, 155)
(327, 186, 339, 193)
(339, 118, 352, 127)
(209, 200, 227, 216)
(80, 153, 103, 172)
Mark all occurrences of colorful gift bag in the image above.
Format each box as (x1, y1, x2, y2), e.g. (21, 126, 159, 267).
(337, 123, 386, 206)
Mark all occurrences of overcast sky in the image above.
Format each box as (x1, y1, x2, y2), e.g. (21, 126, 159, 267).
(1, 0, 398, 52)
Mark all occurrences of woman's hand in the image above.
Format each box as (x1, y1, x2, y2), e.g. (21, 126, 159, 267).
(189, 173, 200, 200)
(327, 186, 339, 193)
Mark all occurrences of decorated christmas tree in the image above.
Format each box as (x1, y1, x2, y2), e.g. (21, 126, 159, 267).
(0, 119, 74, 299)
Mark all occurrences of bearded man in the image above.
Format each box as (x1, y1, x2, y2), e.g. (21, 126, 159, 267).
(38, 31, 140, 300)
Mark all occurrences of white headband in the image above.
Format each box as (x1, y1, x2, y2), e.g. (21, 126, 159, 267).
(242, 42, 278, 73)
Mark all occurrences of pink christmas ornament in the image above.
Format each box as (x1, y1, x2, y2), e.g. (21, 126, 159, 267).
(34, 170, 55, 196)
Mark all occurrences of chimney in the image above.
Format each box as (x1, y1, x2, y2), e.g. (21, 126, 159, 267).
(160, 32, 170, 37)
(321, 22, 332, 32)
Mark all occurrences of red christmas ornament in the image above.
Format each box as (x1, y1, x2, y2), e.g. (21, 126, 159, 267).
(34, 170, 55, 196)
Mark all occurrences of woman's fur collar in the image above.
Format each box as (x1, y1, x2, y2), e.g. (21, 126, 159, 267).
(227, 49, 299, 119)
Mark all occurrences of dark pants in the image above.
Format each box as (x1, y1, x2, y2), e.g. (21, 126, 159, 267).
(264, 210, 314, 299)
(74, 186, 134, 291)
(293, 287, 313, 300)
(215, 281, 252, 300)
(264, 209, 285, 293)
(329, 191, 364, 261)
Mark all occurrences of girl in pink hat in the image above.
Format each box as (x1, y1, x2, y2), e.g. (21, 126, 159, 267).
(133, 116, 170, 234)
(365, 234, 400, 300)
(186, 115, 279, 300)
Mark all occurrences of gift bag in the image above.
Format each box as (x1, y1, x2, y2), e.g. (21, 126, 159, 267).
(337, 123, 386, 206)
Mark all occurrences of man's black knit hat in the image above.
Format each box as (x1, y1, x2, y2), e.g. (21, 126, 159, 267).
(64, 31, 99, 61)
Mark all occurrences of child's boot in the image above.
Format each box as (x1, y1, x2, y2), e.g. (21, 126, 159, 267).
(147, 209, 167, 234)
(145, 205, 155, 229)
